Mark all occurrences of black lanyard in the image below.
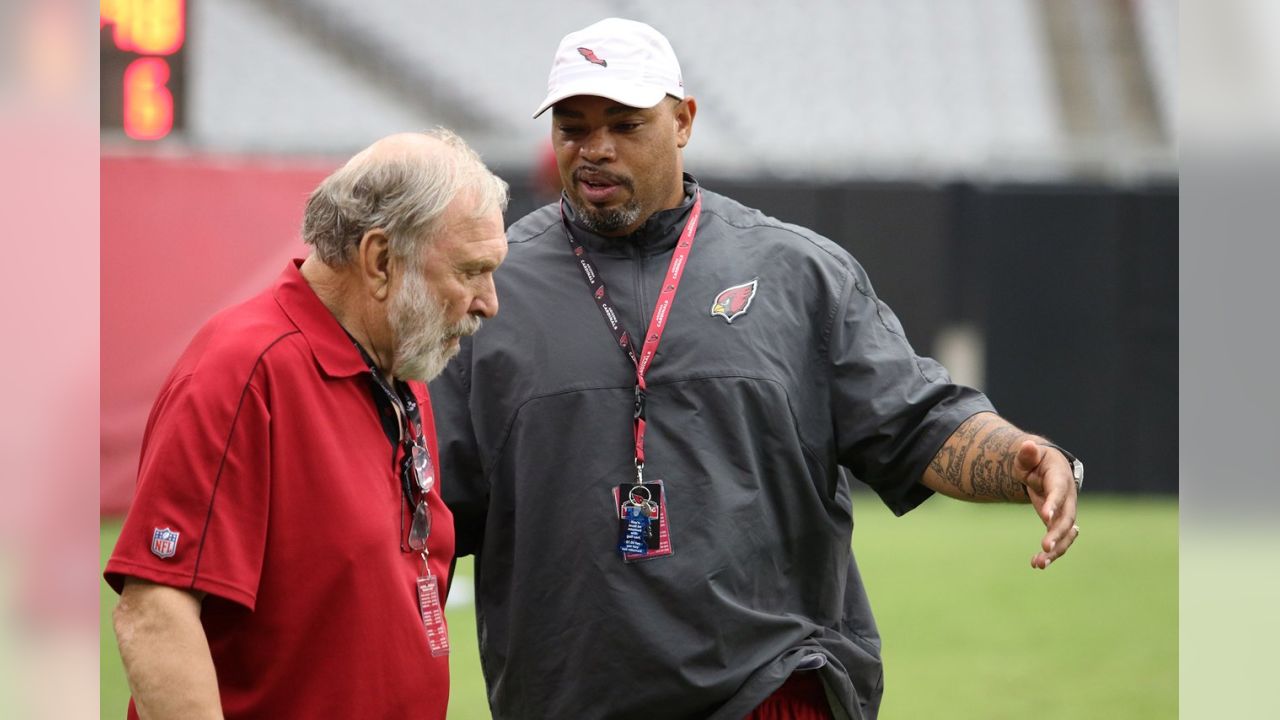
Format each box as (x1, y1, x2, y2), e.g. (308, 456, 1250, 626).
(346, 334, 426, 502)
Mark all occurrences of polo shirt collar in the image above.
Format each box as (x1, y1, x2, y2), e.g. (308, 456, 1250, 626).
(272, 259, 369, 378)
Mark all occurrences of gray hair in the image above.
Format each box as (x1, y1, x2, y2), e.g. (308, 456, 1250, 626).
(302, 128, 509, 267)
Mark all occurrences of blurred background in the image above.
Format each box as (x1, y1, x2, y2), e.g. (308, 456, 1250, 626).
(100, 0, 1179, 508)
(95, 1, 1183, 718)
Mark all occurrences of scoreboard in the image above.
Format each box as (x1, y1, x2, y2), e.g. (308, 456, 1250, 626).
(100, 0, 186, 140)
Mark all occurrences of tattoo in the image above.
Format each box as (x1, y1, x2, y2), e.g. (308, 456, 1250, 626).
(930, 413, 1030, 502)
(930, 414, 979, 493)
(974, 425, 1026, 500)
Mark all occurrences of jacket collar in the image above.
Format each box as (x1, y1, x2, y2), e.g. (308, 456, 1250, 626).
(272, 259, 369, 378)
(563, 174, 699, 258)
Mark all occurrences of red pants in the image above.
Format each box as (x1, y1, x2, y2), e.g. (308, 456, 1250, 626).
(744, 671, 834, 720)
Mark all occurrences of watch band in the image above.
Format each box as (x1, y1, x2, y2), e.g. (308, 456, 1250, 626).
(1039, 442, 1083, 492)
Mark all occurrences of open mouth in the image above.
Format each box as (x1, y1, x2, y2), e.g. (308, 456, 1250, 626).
(579, 181, 619, 203)
(576, 169, 627, 203)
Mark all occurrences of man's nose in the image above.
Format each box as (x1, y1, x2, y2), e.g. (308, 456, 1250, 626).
(470, 276, 499, 319)
(579, 128, 616, 164)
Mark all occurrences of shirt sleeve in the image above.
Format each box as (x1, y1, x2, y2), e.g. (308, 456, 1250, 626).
(428, 337, 489, 557)
(104, 371, 271, 610)
(829, 262, 994, 516)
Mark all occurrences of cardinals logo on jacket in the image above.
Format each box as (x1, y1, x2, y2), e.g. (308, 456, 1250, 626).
(710, 278, 759, 324)
(578, 47, 607, 67)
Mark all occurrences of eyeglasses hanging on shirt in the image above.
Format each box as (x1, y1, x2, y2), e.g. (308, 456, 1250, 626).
(343, 331, 448, 655)
(344, 333, 435, 553)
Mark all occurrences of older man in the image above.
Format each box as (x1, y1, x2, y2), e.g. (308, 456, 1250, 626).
(105, 130, 508, 719)
(430, 18, 1083, 720)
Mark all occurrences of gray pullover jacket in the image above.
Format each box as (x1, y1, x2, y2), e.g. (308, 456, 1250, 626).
(430, 177, 993, 719)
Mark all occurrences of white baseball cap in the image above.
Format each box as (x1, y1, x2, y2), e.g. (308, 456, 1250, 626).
(532, 18, 684, 119)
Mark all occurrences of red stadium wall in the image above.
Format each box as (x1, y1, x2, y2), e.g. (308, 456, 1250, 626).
(101, 153, 336, 514)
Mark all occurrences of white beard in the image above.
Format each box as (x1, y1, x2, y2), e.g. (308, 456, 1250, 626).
(388, 268, 481, 381)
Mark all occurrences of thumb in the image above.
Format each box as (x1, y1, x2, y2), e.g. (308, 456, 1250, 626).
(1014, 440, 1045, 488)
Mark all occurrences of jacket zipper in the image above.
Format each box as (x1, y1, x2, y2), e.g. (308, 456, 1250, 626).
(633, 240, 648, 335)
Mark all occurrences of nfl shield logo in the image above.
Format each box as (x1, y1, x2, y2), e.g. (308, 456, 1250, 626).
(151, 528, 179, 559)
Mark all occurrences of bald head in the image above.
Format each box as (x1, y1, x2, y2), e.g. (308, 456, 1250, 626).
(349, 131, 448, 169)
(302, 128, 509, 268)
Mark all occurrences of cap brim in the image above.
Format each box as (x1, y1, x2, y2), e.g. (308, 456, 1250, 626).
(532, 81, 669, 118)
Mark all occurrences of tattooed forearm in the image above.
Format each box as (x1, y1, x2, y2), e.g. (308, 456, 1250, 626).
(924, 413, 1032, 502)
(973, 424, 1026, 500)
(928, 414, 979, 492)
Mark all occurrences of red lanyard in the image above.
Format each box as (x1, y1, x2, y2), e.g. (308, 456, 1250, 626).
(561, 191, 703, 482)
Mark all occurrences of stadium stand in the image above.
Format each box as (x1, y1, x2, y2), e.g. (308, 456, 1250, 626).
(186, 0, 1174, 180)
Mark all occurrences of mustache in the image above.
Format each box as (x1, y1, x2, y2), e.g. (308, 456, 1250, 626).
(573, 166, 632, 189)
(449, 314, 483, 339)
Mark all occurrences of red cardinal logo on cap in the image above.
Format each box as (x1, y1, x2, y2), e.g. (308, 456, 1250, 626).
(710, 278, 759, 324)
(578, 47, 607, 67)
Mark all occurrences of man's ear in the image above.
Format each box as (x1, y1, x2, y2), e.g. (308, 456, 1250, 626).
(674, 96, 696, 149)
(356, 228, 393, 301)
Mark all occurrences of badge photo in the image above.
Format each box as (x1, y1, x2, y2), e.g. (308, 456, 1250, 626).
(614, 482, 673, 562)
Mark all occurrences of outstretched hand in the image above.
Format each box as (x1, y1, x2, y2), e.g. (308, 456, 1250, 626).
(1014, 440, 1080, 569)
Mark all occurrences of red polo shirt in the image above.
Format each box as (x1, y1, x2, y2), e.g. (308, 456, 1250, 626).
(105, 261, 455, 718)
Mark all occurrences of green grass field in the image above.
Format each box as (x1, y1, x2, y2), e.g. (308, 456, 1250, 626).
(101, 495, 1176, 719)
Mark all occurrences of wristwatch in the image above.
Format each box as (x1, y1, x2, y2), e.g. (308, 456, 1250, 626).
(1040, 442, 1084, 492)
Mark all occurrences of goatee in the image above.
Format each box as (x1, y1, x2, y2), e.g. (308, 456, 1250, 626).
(571, 198, 643, 235)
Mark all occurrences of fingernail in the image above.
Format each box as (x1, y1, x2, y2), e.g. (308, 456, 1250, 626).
(1044, 558, 1052, 568)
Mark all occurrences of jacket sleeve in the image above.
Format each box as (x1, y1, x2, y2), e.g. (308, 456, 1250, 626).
(428, 337, 489, 557)
(828, 262, 994, 516)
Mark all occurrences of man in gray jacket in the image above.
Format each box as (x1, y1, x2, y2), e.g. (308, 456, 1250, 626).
(430, 17, 1083, 720)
